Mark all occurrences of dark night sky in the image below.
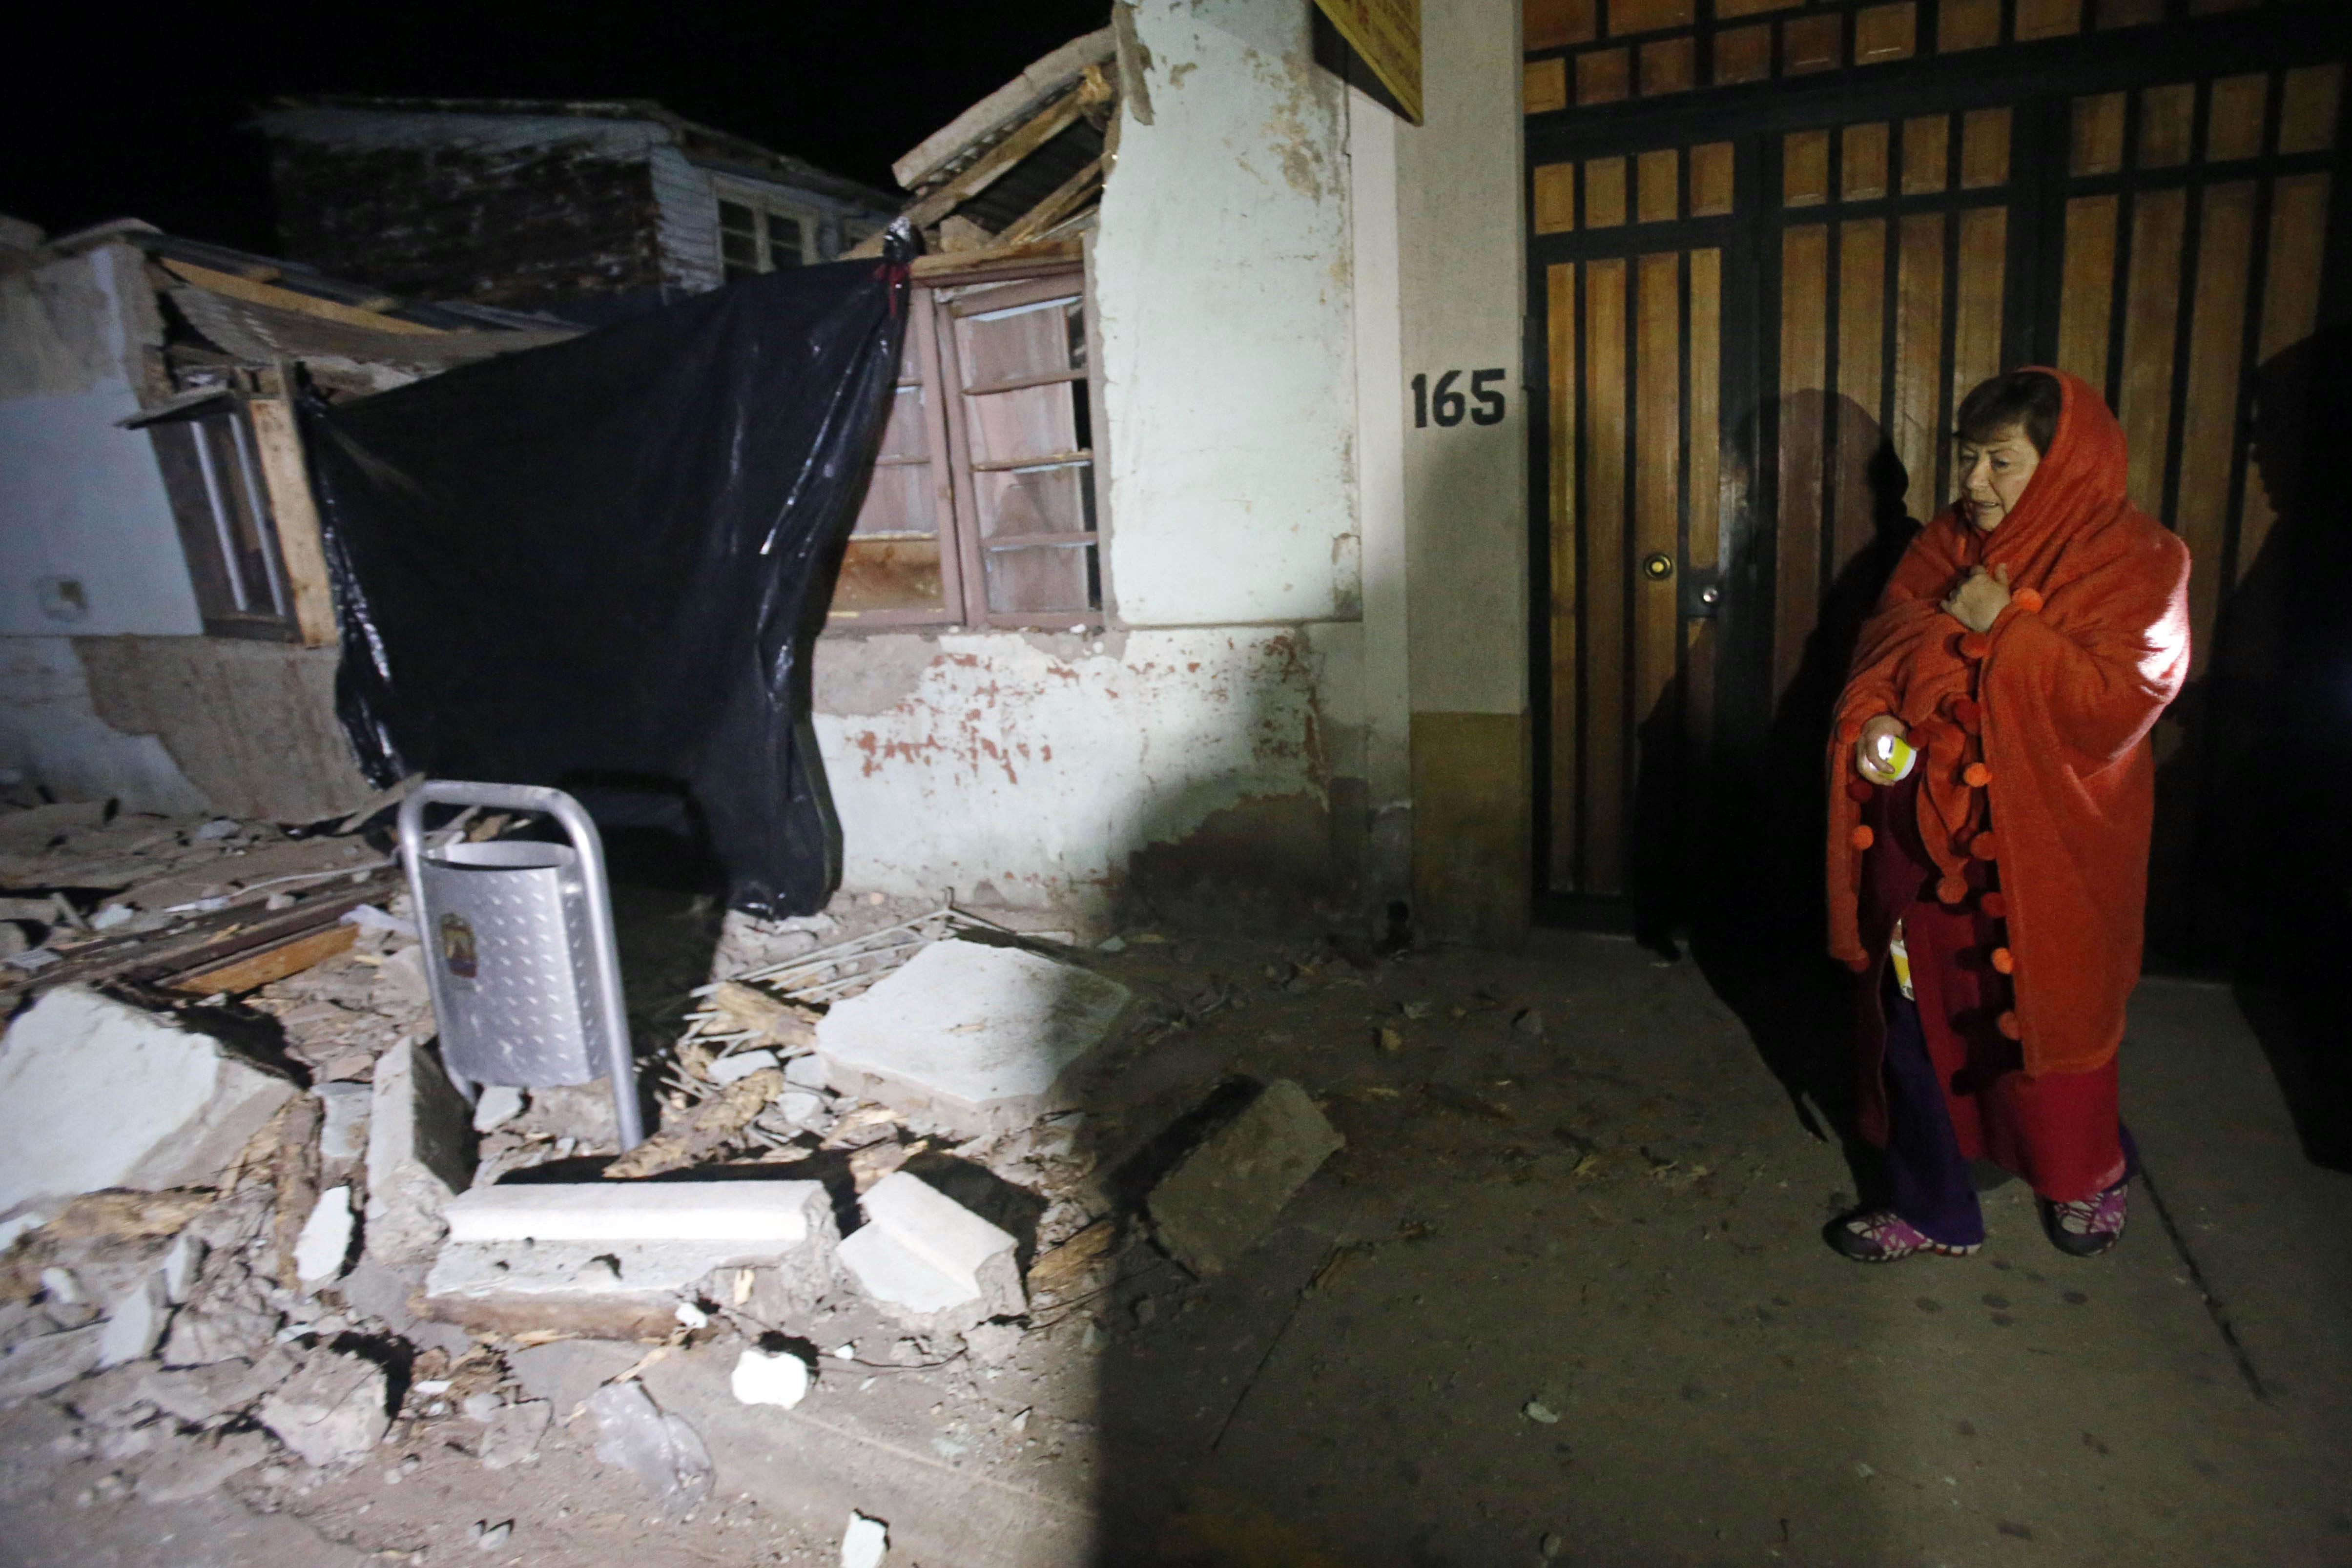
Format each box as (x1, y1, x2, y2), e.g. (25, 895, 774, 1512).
(4, 1, 1110, 253)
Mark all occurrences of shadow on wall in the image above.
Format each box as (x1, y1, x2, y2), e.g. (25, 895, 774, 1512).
(1679, 389, 1917, 1192)
(2164, 326, 2352, 1171)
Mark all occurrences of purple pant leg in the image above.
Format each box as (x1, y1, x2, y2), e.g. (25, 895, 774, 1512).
(1880, 984, 1986, 1248)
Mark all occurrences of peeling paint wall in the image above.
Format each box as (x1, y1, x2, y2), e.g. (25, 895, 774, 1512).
(1093, 0, 1359, 627)
(813, 626, 1353, 915)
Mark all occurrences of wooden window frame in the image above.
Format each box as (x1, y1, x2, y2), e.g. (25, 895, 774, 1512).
(147, 397, 303, 642)
(714, 179, 821, 279)
(827, 263, 1108, 634)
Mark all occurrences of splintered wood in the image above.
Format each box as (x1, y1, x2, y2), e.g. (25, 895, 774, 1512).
(706, 982, 817, 1048)
(603, 1069, 785, 1179)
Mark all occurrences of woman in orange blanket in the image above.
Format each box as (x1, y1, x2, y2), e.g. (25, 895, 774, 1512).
(1824, 368, 2191, 1261)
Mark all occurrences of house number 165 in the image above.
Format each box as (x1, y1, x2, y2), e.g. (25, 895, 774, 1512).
(1411, 369, 1507, 428)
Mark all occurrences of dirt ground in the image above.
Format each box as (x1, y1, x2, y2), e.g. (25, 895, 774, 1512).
(3, 901, 2348, 1568)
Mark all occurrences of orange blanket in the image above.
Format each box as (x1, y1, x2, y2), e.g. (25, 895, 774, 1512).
(1827, 369, 2192, 1076)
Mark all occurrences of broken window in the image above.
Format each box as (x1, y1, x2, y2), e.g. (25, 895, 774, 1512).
(830, 269, 1102, 631)
(147, 402, 299, 640)
(718, 190, 816, 280)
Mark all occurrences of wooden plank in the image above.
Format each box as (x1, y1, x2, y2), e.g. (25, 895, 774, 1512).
(1547, 263, 1581, 890)
(1689, 248, 1723, 573)
(1637, 149, 1680, 223)
(1902, 115, 1950, 194)
(994, 159, 1102, 246)
(2098, 0, 2162, 23)
(1586, 158, 1630, 227)
(1892, 212, 1947, 521)
(1534, 163, 1577, 234)
(1950, 206, 2009, 424)
(1712, 24, 1772, 84)
(2072, 92, 2127, 176)
(1690, 142, 1735, 216)
(1585, 259, 1630, 895)
(1525, 59, 1569, 115)
(1960, 108, 2011, 189)
(902, 91, 1086, 230)
(1836, 219, 1888, 570)
(170, 924, 355, 997)
(1311, 0, 1423, 123)
(1681, 618, 1715, 813)
(2057, 196, 2120, 395)
(1639, 37, 1697, 96)
(1525, 0, 1599, 51)
(1939, 0, 2000, 50)
(1783, 14, 1843, 72)
(2175, 181, 2256, 674)
(2140, 83, 2195, 168)
(158, 259, 441, 336)
(1609, 0, 1694, 31)
(1777, 225, 1831, 702)
(1843, 123, 1890, 201)
(1577, 48, 1632, 105)
(2238, 172, 2331, 577)
(2014, 0, 2083, 41)
(1784, 128, 1831, 207)
(1855, 3, 1919, 63)
(2118, 188, 2187, 516)
(2206, 74, 2269, 162)
(1633, 251, 1683, 742)
(2279, 64, 2342, 155)
(909, 238, 1084, 282)
(244, 395, 337, 649)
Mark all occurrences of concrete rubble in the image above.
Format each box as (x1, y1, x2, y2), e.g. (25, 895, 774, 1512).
(837, 1171, 1025, 1332)
(1146, 1078, 1345, 1276)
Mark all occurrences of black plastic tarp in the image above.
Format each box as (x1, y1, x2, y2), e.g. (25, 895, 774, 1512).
(307, 247, 909, 917)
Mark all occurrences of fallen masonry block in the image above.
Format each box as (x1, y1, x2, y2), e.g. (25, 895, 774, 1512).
(423, 1180, 837, 1339)
(1146, 1078, 1343, 1277)
(295, 1185, 354, 1289)
(815, 939, 1131, 1138)
(257, 1348, 390, 1465)
(95, 1273, 171, 1368)
(0, 987, 296, 1216)
(0, 1324, 105, 1407)
(364, 1041, 474, 1269)
(837, 1171, 1023, 1333)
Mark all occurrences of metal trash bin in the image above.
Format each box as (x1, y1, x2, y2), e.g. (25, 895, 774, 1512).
(397, 780, 644, 1150)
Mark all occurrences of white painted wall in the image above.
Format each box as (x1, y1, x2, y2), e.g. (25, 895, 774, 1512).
(812, 626, 1348, 912)
(1092, 0, 1359, 628)
(1396, 0, 1527, 716)
(0, 245, 201, 638)
(0, 637, 207, 814)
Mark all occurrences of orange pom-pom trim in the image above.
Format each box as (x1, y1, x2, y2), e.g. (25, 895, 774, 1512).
(1960, 633, 1991, 660)
(1963, 763, 1992, 788)
(1996, 1010, 2022, 1041)
(1970, 832, 1999, 861)
(1990, 947, 2014, 974)
(1950, 697, 1981, 730)
(1980, 891, 2009, 920)
(1847, 780, 1876, 804)
(2013, 588, 2044, 614)
(1849, 825, 1875, 851)
(1904, 726, 1928, 752)
(1937, 875, 1970, 906)
(1845, 955, 1870, 974)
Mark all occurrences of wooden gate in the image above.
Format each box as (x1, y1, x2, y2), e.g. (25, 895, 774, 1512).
(1527, 0, 2349, 957)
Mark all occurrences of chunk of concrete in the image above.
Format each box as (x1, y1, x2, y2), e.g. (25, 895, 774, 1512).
(257, 1349, 390, 1465)
(1145, 1078, 1344, 1276)
(731, 1346, 810, 1409)
(815, 940, 1130, 1137)
(836, 1172, 1022, 1333)
(472, 1085, 524, 1133)
(589, 1380, 711, 1519)
(842, 1512, 889, 1568)
(137, 1428, 270, 1502)
(96, 1273, 170, 1368)
(423, 1181, 837, 1339)
(479, 1397, 552, 1468)
(507, 1339, 642, 1416)
(313, 1082, 371, 1167)
(0, 1324, 104, 1406)
(295, 1186, 354, 1289)
(364, 1041, 474, 1269)
(0, 987, 296, 1215)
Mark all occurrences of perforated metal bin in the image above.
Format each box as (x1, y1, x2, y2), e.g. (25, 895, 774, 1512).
(397, 781, 644, 1149)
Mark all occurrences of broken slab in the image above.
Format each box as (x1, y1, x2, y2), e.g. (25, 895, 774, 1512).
(1145, 1078, 1343, 1276)
(363, 1040, 473, 1269)
(589, 1379, 712, 1519)
(0, 1324, 105, 1407)
(423, 1180, 837, 1339)
(836, 1171, 1023, 1334)
(257, 1348, 390, 1465)
(137, 1428, 270, 1502)
(294, 1185, 354, 1289)
(815, 940, 1131, 1138)
(0, 987, 296, 1215)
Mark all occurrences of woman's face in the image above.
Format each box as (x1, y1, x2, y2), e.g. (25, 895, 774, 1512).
(1955, 422, 2042, 531)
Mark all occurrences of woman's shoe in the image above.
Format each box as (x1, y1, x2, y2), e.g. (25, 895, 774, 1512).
(2041, 1181, 2127, 1257)
(1826, 1209, 1982, 1262)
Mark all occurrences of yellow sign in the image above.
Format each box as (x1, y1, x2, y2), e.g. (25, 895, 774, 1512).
(1314, 0, 1423, 124)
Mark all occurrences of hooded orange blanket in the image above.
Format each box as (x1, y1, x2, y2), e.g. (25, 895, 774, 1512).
(1827, 369, 2192, 1077)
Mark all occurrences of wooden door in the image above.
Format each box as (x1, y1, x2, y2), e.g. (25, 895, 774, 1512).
(1529, 40, 2349, 950)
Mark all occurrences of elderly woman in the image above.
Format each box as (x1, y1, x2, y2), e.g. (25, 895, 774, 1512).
(1823, 368, 2192, 1261)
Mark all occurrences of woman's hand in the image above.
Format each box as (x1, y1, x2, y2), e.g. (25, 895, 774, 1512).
(1943, 564, 2012, 633)
(1855, 714, 1909, 784)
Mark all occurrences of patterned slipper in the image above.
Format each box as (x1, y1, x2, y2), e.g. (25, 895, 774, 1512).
(1826, 1209, 1981, 1262)
(2041, 1181, 2127, 1257)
